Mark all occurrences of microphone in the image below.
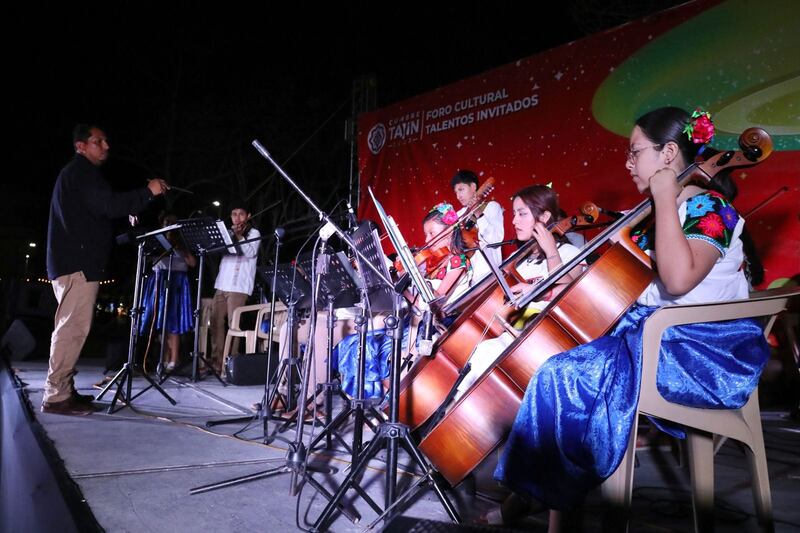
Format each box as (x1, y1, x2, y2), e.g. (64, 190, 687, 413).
(274, 227, 285, 240)
(319, 221, 337, 242)
(418, 310, 435, 356)
(346, 201, 358, 228)
(315, 221, 337, 275)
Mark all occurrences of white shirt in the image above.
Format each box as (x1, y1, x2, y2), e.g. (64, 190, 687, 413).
(637, 200, 749, 307)
(457, 199, 504, 267)
(214, 227, 260, 295)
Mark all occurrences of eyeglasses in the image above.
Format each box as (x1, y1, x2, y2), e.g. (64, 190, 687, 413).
(625, 144, 662, 162)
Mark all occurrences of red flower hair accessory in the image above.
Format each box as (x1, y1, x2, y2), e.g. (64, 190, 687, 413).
(683, 108, 715, 145)
(431, 203, 459, 225)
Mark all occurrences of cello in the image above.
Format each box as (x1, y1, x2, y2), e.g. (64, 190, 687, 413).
(395, 202, 601, 429)
(418, 128, 774, 486)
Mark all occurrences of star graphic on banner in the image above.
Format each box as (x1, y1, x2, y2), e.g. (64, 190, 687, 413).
(555, 71, 564, 81)
(739, 172, 748, 180)
(456, 141, 463, 149)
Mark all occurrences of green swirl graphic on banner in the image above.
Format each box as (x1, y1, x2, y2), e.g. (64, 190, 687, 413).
(593, 0, 800, 150)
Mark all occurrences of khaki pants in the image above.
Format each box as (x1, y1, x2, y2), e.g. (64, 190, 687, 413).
(210, 290, 248, 368)
(44, 271, 100, 403)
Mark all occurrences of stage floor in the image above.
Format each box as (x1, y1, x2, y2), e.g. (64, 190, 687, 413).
(13, 359, 800, 532)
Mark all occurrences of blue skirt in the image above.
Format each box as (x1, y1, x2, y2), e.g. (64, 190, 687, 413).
(139, 270, 194, 335)
(331, 329, 393, 399)
(494, 304, 770, 510)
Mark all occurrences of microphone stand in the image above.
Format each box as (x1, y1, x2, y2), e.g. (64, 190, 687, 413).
(249, 140, 459, 529)
(203, 229, 292, 438)
(189, 230, 362, 525)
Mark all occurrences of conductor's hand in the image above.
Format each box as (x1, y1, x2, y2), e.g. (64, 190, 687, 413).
(147, 178, 169, 196)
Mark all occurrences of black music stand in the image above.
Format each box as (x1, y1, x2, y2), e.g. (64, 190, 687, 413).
(95, 226, 178, 413)
(306, 224, 393, 460)
(204, 260, 312, 431)
(310, 195, 460, 531)
(177, 217, 234, 385)
(189, 240, 363, 527)
(265, 252, 364, 437)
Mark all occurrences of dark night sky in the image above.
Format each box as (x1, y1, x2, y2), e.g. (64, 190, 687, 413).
(5, 1, 681, 278)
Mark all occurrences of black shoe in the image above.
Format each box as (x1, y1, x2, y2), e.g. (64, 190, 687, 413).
(41, 398, 97, 416)
(72, 390, 96, 404)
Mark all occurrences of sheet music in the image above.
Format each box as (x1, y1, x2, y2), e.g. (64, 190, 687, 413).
(368, 187, 436, 304)
(216, 220, 240, 255)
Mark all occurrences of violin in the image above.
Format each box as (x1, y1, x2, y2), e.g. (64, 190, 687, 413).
(231, 219, 253, 240)
(394, 178, 496, 275)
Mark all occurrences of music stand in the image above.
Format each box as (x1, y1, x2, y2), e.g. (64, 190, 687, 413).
(95, 226, 178, 413)
(177, 217, 234, 384)
(269, 252, 363, 434)
(189, 240, 363, 526)
(204, 259, 313, 430)
(306, 223, 394, 459)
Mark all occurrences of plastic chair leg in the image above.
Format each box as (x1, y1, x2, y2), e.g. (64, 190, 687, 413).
(600, 417, 638, 532)
(687, 430, 715, 532)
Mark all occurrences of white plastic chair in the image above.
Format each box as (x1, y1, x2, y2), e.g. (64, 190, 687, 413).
(255, 301, 288, 352)
(602, 286, 799, 532)
(197, 297, 214, 363)
(221, 303, 268, 370)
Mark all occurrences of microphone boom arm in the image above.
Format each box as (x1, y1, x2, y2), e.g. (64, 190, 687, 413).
(251, 140, 394, 289)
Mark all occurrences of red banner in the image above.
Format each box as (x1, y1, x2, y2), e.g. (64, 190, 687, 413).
(357, 0, 799, 286)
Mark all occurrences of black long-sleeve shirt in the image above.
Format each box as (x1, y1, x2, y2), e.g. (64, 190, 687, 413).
(47, 154, 154, 281)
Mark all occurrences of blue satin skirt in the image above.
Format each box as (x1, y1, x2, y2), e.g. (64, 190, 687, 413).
(494, 304, 770, 510)
(332, 329, 393, 399)
(139, 270, 194, 335)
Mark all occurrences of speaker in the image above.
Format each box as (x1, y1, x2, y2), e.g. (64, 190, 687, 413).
(0, 317, 53, 361)
(224, 348, 279, 386)
(1, 319, 36, 360)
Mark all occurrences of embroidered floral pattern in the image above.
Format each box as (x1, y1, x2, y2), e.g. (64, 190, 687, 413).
(697, 212, 725, 239)
(718, 205, 739, 230)
(686, 194, 716, 217)
(683, 192, 739, 253)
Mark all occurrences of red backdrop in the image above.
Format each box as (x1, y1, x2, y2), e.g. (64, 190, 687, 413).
(358, 0, 799, 286)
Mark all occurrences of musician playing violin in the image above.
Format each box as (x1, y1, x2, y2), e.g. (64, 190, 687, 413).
(452, 170, 505, 274)
(456, 184, 584, 398)
(492, 107, 771, 526)
(210, 200, 261, 374)
(139, 213, 197, 373)
(421, 202, 473, 301)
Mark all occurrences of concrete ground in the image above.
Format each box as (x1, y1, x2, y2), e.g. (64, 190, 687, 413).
(13, 358, 800, 532)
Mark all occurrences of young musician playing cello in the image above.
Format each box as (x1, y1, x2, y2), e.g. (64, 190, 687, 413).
(490, 107, 771, 527)
(455, 184, 584, 398)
